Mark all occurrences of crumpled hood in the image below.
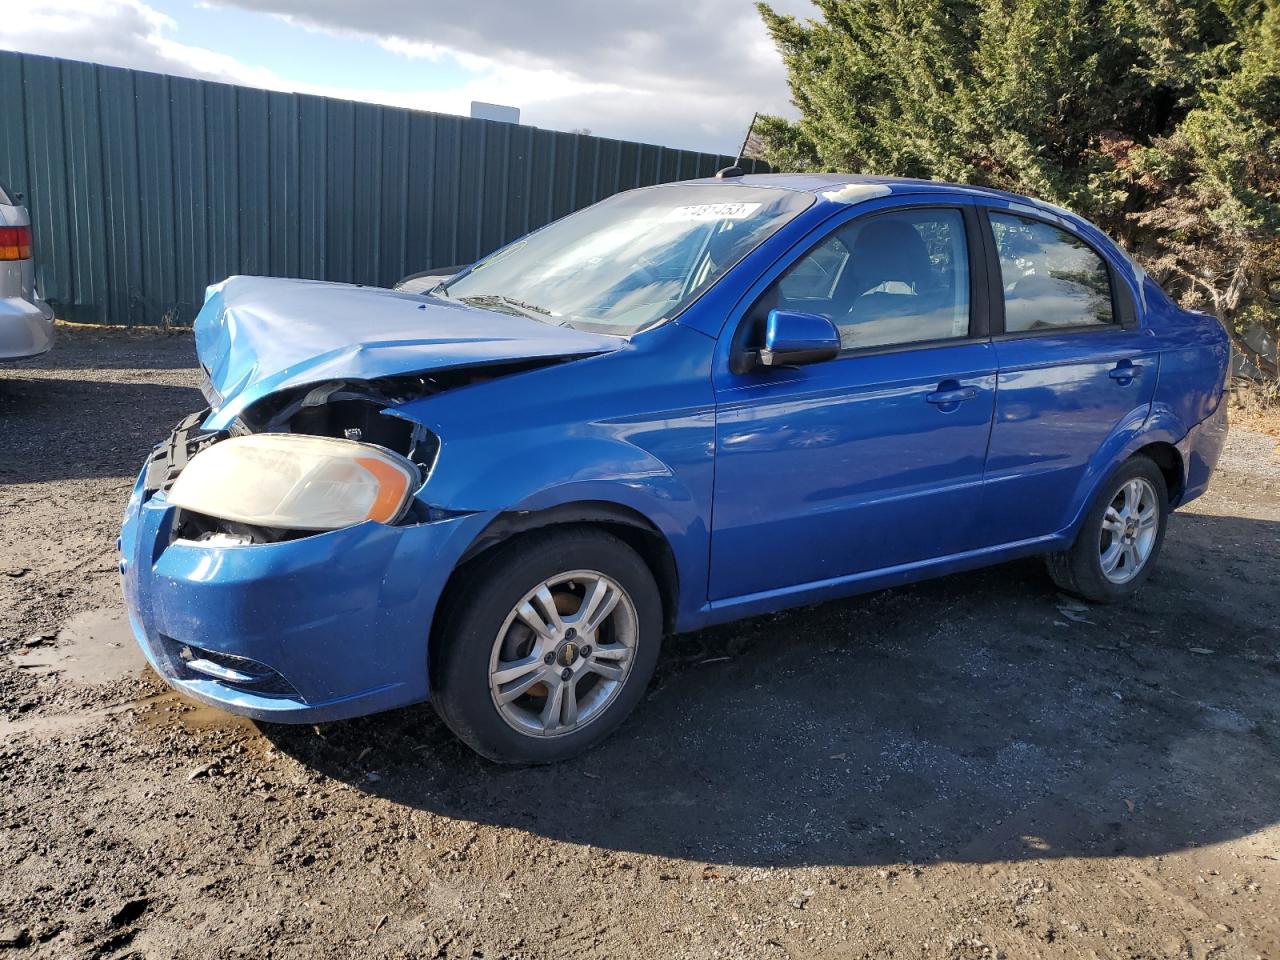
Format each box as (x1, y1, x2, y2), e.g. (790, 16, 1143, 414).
(195, 276, 622, 429)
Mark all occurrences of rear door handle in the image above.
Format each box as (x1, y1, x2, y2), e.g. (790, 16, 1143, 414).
(1108, 360, 1143, 384)
(925, 386, 977, 405)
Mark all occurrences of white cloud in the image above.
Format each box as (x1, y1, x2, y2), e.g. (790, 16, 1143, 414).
(376, 36, 452, 62)
(0, 0, 812, 153)
(3, 0, 300, 91)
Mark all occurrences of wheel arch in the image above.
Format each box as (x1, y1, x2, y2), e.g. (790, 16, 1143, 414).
(1064, 415, 1191, 538)
(449, 501, 681, 635)
(1132, 440, 1185, 506)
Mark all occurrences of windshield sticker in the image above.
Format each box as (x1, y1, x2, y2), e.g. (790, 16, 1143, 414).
(663, 202, 763, 222)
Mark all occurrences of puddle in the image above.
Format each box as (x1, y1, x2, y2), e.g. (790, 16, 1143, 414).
(134, 690, 262, 738)
(7, 607, 144, 685)
(3, 607, 262, 743)
(1, 691, 261, 743)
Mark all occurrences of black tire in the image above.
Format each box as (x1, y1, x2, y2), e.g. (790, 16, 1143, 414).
(430, 527, 663, 763)
(1046, 455, 1169, 603)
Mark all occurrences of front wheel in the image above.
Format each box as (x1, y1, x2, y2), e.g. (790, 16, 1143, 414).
(1046, 455, 1169, 603)
(430, 528, 663, 763)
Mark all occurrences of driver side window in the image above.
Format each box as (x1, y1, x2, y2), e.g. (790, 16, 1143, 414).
(765, 207, 972, 352)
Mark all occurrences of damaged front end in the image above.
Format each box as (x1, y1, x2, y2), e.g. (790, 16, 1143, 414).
(150, 364, 544, 545)
(152, 275, 624, 544)
(119, 275, 627, 720)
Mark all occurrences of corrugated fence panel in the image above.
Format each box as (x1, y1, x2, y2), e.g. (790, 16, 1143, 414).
(324, 96, 355, 285)
(22, 56, 73, 323)
(170, 76, 209, 321)
(432, 114, 463, 268)
(0, 50, 770, 326)
(58, 61, 106, 323)
(350, 101, 381, 286)
(0, 56, 29, 208)
(204, 79, 239, 300)
(266, 91, 296, 280)
(136, 70, 178, 321)
(236, 84, 270, 279)
(98, 64, 143, 325)
(403, 110, 434, 273)
(377, 106, 410, 289)
(296, 94, 327, 281)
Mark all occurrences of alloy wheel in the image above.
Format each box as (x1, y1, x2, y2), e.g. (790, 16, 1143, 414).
(1098, 477, 1159, 584)
(488, 570, 638, 738)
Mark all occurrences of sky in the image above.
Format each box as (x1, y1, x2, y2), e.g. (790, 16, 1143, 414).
(0, 0, 815, 155)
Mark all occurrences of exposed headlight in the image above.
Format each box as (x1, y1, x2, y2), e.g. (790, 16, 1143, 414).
(167, 434, 420, 531)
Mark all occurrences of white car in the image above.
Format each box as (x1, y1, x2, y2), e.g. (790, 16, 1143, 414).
(0, 182, 54, 361)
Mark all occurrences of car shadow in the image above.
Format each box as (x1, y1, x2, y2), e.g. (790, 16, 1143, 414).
(0, 330, 198, 371)
(264, 511, 1280, 868)
(0, 375, 203, 484)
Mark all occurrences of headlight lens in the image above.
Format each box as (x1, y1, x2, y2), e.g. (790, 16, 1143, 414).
(167, 434, 420, 531)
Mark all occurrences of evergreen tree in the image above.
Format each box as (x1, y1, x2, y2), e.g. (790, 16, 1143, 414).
(756, 0, 1280, 375)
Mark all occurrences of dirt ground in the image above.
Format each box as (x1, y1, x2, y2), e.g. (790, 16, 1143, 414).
(1, 327, 1278, 960)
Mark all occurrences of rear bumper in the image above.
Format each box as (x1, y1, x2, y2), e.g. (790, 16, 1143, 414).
(0, 295, 54, 360)
(119, 464, 490, 723)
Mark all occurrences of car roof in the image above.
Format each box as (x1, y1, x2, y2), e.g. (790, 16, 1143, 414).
(679, 172, 1070, 216)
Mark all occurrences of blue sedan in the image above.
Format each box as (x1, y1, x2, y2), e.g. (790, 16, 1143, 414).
(120, 173, 1229, 762)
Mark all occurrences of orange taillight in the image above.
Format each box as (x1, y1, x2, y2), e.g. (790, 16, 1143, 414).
(0, 225, 32, 261)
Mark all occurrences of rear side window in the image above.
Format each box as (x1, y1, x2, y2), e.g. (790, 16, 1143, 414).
(988, 213, 1114, 332)
(765, 207, 972, 352)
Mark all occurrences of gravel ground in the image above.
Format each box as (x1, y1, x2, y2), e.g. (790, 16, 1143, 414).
(1, 327, 1278, 960)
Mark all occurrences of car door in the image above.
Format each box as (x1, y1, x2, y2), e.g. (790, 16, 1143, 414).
(974, 205, 1158, 544)
(709, 199, 998, 602)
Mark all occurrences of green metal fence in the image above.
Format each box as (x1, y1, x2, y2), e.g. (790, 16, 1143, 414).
(0, 51, 767, 326)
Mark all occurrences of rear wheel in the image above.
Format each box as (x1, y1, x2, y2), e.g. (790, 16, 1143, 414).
(430, 527, 662, 763)
(1046, 456, 1169, 603)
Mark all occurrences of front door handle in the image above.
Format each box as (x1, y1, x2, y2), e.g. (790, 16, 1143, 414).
(926, 385, 977, 406)
(1108, 360, 1143, 384)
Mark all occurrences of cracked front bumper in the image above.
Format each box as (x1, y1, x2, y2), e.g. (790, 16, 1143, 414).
(119, 464, 488, 723)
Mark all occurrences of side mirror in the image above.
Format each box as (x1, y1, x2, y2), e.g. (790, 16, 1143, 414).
(759, 309, 841, 368)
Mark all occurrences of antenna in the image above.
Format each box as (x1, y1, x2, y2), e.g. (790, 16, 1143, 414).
(717, 112, 761, 179)
(735, 112, 760, 166)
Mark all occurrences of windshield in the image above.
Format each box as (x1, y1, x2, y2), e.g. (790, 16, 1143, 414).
(440, 184, 813, 335)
